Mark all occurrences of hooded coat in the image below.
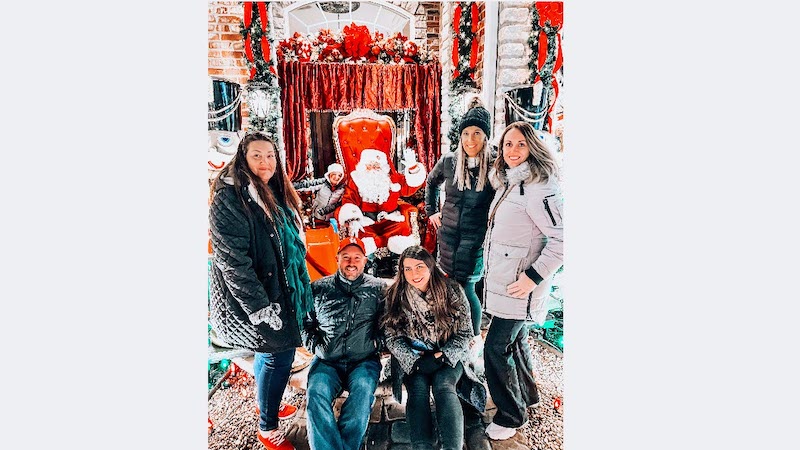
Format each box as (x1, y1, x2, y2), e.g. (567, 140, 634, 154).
(208, 178, 302, 353)
(482, 165, 564, 324)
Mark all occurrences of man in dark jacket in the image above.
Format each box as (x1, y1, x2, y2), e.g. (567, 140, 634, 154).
(302, 237, 388, 450)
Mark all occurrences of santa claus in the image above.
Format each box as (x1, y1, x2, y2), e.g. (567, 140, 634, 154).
(336, 148, 427, 255)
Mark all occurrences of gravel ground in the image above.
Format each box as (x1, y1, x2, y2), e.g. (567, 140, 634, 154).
(209, 338, 562, 450)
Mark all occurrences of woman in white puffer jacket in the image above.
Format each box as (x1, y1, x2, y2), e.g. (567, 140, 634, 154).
(481, 121, 564, 441)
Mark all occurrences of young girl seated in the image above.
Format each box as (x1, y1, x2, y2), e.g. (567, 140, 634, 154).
(381, 246, 477, 450)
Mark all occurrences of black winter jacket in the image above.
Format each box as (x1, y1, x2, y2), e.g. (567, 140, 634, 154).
(303, 273, 387, 363)
(424, 152, 496, 282)
(208, 179, 302, 353)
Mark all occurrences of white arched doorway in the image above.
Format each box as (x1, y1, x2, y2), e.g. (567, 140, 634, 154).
(283, 1, 415, 39)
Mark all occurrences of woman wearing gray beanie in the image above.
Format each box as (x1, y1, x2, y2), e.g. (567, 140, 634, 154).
(425, 97, 495, 337)
(425, 97, 496, 450)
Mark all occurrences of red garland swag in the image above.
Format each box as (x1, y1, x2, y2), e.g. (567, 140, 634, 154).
(277, 23, 430, 65)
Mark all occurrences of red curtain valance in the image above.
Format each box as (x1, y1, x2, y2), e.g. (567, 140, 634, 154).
(278, 61, 442, 181)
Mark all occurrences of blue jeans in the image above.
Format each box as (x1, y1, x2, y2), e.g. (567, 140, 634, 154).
(253, 349, 295, 432)
(404, 362, 465, 450)
(306, 355, 381, 450)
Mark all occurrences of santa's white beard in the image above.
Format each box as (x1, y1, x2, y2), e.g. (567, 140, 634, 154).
(352, 168, 391, 204)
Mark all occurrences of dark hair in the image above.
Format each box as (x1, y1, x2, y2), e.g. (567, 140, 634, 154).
(211, 132, 303, 225)
(381, 246, 461, 343)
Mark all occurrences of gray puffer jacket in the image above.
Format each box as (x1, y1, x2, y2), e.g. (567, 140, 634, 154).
(303, 272, 388, 363)
(311, 180, 346, 221)
(483, 164, 564, 324)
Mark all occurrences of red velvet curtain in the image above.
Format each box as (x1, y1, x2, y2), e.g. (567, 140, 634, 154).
(278, 61, 442, 181)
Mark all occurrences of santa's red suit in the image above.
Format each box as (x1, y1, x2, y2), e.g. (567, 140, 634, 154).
(336, 149, 427, 255)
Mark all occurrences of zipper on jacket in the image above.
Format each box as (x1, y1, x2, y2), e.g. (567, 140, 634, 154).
(526, 293, 533, 321)
(543, 195, 557, 226)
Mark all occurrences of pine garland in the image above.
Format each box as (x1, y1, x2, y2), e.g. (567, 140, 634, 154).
(450, 1, 479, 93)
(446, 92, 466, 153)
(239, 3, 276, 85)
(527, 5, 541, 84)
(239, 2, 281, 142)
(447, 2, 481, 154)
(526, 3, 561, 131)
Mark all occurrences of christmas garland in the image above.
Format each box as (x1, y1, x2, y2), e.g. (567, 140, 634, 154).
(526, 2, 563, 131)
(450, 1, 479, 93)
(276, 24, 433, 64)
(446, 92, 467, 153)
(447, 2, 482, 153)
(240, 2, 276, 83)
(239, 1, 281, 139)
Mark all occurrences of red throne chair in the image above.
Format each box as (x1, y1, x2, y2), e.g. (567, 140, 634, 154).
(332, 109, 422, 264)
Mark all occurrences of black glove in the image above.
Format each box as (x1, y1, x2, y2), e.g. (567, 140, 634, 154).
(413, 352, 445, 374)
(303, 311, 328, 352)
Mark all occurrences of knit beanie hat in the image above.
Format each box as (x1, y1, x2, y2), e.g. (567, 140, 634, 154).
(458, 104, 492, 138)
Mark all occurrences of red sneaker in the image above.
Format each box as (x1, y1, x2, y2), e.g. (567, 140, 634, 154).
(256, 429, 295, 450)
(255, 402, 298, 420)
(278, 402, 298, 419)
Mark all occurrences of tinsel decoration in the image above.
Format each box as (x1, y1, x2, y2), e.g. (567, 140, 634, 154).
(450, 1, 479, 93)
(240, 1, 282, 141)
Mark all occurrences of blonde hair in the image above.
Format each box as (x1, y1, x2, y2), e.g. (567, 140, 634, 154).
(453, 97, 492, 192)
(494, 121, 559, 184)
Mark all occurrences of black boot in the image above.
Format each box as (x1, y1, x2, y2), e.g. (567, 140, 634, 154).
(463, 406, 490, 450)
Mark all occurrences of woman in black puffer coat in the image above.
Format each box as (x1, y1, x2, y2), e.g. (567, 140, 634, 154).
(425, 97, 495, 336)
(209, 132, 312, 450)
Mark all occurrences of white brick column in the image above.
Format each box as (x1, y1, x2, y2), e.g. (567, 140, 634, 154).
(492, 1, 533, 140)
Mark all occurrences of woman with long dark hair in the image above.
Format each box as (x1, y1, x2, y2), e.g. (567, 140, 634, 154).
(208, 131, 312, 450)
(381, 246, 478, 450)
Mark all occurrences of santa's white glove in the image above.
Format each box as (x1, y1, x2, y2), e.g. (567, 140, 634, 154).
(338, 203, 374, 237)
(345, 219, 366, 237)
(402, 148, 418, 169)
(401, 148, 427, 188)
(377, 210, 405, 223)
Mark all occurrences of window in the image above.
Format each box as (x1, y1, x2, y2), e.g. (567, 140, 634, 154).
(285, 1, 415, 38)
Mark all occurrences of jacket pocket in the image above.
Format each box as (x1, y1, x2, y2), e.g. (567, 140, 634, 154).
(488, 243, 529, 288)
(542, 194, 562, 227)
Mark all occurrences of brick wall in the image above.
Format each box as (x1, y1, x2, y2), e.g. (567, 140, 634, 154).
(419, 2, 441, 54)
(208, 1, 250, 124)
(474, 2, 485, 89)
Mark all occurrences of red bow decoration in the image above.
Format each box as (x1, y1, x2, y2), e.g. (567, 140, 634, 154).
(342, 23, 372, 59)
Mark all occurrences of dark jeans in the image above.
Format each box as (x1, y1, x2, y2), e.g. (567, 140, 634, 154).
(253, 349, 295, 432)
(306, 355, 382, 450)
(460, 280, 482, 336)
(484, 317, 539, 428)
(404, 362, 465, 450)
